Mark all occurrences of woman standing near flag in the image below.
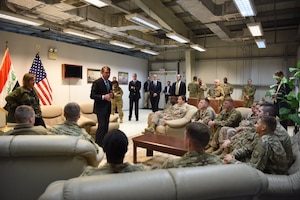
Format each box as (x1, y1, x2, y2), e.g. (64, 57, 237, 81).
(5, 73, 46, 127)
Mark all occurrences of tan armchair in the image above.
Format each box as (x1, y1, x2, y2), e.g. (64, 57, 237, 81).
(151, 104, 197, 138)
(79, 103, 119, 139)
(0, 135, 103, 200)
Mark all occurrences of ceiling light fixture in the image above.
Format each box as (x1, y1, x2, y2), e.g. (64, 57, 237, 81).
(247, 22, 263, 36)
(166, 32, 190, 43)
(109, 40, 135, 49)
(190, 44, 206, 52)
(82, 0, 111, 8)
(255, 39, 266, 48)
(140, 49, 159, 55)
(125, 13, 162, 30)
(0, 11, 43, 26)
(63, 29, 100, 40)
(233, 0, 257, 17)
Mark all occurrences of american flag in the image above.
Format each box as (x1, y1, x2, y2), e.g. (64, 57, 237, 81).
(29, 53, 52, 105)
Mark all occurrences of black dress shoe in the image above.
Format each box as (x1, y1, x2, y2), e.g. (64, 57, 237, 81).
(128, 118, 131, 121)
(136, 118, 139, 121)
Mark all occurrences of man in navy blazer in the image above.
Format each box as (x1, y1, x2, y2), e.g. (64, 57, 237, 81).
(171, 74, 186, 97)
(90, 66, 113, 147)
(128, 73, 141, 121)
(149, 74, 162, 112)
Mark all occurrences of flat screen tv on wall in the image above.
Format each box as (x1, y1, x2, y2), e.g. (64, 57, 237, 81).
(62, 64, 82, 79)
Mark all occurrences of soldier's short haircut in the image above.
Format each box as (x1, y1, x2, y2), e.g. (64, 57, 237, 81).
(193, 76, 197, 81)
(224, 97, 233, 103)
(260, 102, 276, 117)
(64, 102, 80, 121)
(260, 116, 277, 132)
(179, 95, 186, 102)
(15, 105, 35, 123)
(185, 122, 210, 148)
(103, 130, 128, 164)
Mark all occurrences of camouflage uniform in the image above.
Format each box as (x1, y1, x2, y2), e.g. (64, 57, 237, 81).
(49, 120, 99, 151)
(4, 123, 49, 135)
(80, 162, 145, 176)
(198, 83, 208, 100)
(246, 134, 288, 175)
(207, 85, 224, 100)
(209, 108, 242, 148)
(274, 121, 293, 167)
(151, 104, 187, 126)
(188, 81, 199, 98)
(221, 83, 234, 98)
(192, 106, 216, 125)
(161, 151, 223, 169)
(111, 85, 123, 121)
(242, 85, 256, 108)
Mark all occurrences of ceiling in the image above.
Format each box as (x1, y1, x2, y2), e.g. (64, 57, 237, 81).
(0, 0, 299, 60)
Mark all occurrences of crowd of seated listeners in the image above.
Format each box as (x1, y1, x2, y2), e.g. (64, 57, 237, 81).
(1, 97, 294, 179)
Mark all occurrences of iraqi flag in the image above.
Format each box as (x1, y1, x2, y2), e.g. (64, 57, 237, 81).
(0, 48, 19, 109)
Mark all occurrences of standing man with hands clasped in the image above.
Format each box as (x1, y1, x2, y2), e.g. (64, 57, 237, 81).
(128, 73, 141, 121)
(90, 66, 113, 147)
(149, 74, 162, 112)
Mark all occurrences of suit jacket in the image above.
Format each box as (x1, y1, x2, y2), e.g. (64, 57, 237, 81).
(149, 81, 162, 98)
(171, 81, 186, 96)
(128, 80, 141, 100)
(90, 78, 112, 114)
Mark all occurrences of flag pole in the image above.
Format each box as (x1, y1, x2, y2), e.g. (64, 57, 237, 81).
(5, 41, 8, 50)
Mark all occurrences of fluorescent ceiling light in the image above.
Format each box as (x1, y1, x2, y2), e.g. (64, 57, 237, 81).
(255, 39, 266, 48)
(109, 40, 135, 49)
(190, 44, 206, 52)
(166, 32, 190, 43)
(63, 28, 100, 40)
(125, 13, 162, 30)
(233, 0, 257, 17)
(83, 0, 111, 8)
(0, 11, 43, 26)
(247, 22, 263, 36)
(140, 49, 159, 55)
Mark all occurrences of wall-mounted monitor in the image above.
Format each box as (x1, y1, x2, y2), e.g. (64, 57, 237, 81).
(62, 64, 82, 79)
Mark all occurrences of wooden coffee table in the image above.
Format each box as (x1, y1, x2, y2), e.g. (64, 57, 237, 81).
(132, 133, 187, 163)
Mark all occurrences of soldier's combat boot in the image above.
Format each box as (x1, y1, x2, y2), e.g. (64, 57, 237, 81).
(205, 146, 216, 153)
(145, 123, 155, 133)
(219, 147, 230, 159)
(212, 146, 223, 155)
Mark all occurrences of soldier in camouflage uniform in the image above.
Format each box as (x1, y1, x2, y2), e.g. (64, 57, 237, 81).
(188, 76, 199, 98)
(224, 116, 288, 175)
(145, 95, 187, 132)
(81, 130, 145, 176)
(197, 78, 208, 100)
(192, 98, 216, 125)
(242, 79, 256, 108)
(49, 102, 99, 152)
(111, 81, 123, 123)
(206, 98, 242, 153)
(161, 122, 222, 169)
(216, 102, 258, 158)
(221, 77, 234, 98)
(207, 79, 224, 100)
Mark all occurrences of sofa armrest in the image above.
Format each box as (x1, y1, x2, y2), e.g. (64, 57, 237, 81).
(78, 116, 96, 127)
(165, 118, 190, 128)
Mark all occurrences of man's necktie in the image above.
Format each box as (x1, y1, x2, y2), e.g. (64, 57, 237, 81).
(105, 80, 109, 92)
(175, 82, 179, 95)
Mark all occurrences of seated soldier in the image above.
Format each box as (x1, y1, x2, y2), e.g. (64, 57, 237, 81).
(4, 105, 49, 135)
(191, 98, 216, 125)
(216, 102, 259, 158)
(48, 102, 99, 152)
(161, 122, 223, 169)
(145, 95, 187, 132)
(206, 97, 242, 154)
(80, 130, 145, 175)
(224, 116, 289, 175)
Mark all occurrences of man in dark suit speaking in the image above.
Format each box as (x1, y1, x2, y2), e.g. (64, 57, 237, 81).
(149, 74, 162, 112)
(90, 66, 113, 147)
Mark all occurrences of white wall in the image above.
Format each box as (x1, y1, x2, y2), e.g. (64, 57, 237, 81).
(0, 30, 148, 109)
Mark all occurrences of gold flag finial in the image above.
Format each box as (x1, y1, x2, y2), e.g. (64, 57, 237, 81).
(36, 44, 41, 54)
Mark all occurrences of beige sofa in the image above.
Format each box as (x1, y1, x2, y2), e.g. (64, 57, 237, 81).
(41, 104, 96, 129)
(39, 164, 268, 200)
(149, 104, 198, 138)
(0, 135, 103, 200)
(79, 103, 120, 139)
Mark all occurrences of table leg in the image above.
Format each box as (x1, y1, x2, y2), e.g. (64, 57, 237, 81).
(133, 142, 137, 163)
(146, 149, 153, 157)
